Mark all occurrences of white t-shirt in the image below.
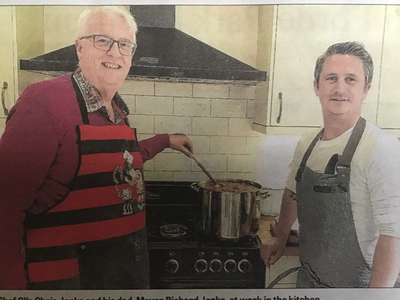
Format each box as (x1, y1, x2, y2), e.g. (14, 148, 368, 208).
(286, 121, 400, 279)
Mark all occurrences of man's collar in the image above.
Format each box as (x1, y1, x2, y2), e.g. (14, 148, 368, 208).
(72, 68, 130, 116)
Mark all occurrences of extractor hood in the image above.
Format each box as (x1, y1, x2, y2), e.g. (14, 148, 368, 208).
(20, 6, 267, 83)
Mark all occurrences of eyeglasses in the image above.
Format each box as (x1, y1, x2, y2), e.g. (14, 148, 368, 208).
(80, 34, 137, 56)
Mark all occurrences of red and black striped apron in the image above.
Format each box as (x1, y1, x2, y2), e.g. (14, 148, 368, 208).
(24, 80, 149, 289)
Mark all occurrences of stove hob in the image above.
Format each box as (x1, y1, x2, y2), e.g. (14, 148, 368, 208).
(147, 225, 199, 249)
(160, 224, 188, 238)
(145, 181, 265, 288)
(199, 234, 262, 249)
(146, 203, 201, 249)
(147, 218, 200, 248)
(147, 217, 262, 249)
(147, 230, 262, 251)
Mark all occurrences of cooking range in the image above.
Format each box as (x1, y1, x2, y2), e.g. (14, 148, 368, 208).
(145, 181, 266, 289)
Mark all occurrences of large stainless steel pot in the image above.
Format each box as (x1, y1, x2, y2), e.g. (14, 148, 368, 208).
(191, 179, 270, 240)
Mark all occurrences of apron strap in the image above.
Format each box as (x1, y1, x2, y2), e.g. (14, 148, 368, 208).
(335, 117, 366, 192)
(71, 76, 90, 125)
(295, 129, 324, 183)
(337, 117, 366, 168)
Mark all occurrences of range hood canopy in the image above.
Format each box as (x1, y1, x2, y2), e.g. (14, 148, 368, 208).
(20, 6, 267, 84)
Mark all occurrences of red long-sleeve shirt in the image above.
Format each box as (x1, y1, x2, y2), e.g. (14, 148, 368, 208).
(0, 74, 169, 289)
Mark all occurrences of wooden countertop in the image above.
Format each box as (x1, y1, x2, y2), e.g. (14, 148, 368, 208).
(257, 216, 299, 257)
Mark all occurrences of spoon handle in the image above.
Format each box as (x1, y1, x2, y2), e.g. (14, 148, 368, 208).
(191, 155, 217, 184)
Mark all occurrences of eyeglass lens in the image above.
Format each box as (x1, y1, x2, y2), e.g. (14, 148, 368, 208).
(94, 35, 136, 56)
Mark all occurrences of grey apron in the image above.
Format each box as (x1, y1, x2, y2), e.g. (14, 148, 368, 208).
(295, 117, 371, 288)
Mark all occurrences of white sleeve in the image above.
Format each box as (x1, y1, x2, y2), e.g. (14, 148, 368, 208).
(367, 134, 400, 238)
(285, 134, 311, 193)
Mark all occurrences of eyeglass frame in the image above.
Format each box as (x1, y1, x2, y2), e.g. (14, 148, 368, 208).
(80, 34, 137, 56)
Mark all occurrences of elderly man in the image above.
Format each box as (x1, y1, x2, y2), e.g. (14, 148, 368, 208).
(0, 6, 193, 289)
(261, 42, 400, 288)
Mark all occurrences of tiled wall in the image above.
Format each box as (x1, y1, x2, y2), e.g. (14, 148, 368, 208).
(119, 80, 265, 182)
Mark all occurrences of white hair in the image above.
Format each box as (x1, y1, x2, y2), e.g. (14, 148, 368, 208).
(76, 6, 138, 40)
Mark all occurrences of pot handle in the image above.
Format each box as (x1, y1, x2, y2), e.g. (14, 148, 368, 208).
(257, 187, 271, 200)
(191, 182, 200, 192)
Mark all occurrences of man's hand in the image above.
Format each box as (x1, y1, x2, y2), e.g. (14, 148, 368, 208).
(260, 188, 298, 267)
(168, 134, 194, 157)
(260, 235, 287, 267)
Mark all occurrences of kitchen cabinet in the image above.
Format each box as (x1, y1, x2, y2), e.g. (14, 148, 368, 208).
(376, 6, 400, 131)
(0, 6, 17, 126)
(265, 5, 386, 132)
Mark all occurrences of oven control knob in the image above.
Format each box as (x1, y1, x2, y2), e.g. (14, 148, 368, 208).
(209, 259, 222, 273)
(224, 259, 237, 273)
(194, 259, 208, 273)
(166, 259, 179, 274)
(238, 259, 252, 273)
